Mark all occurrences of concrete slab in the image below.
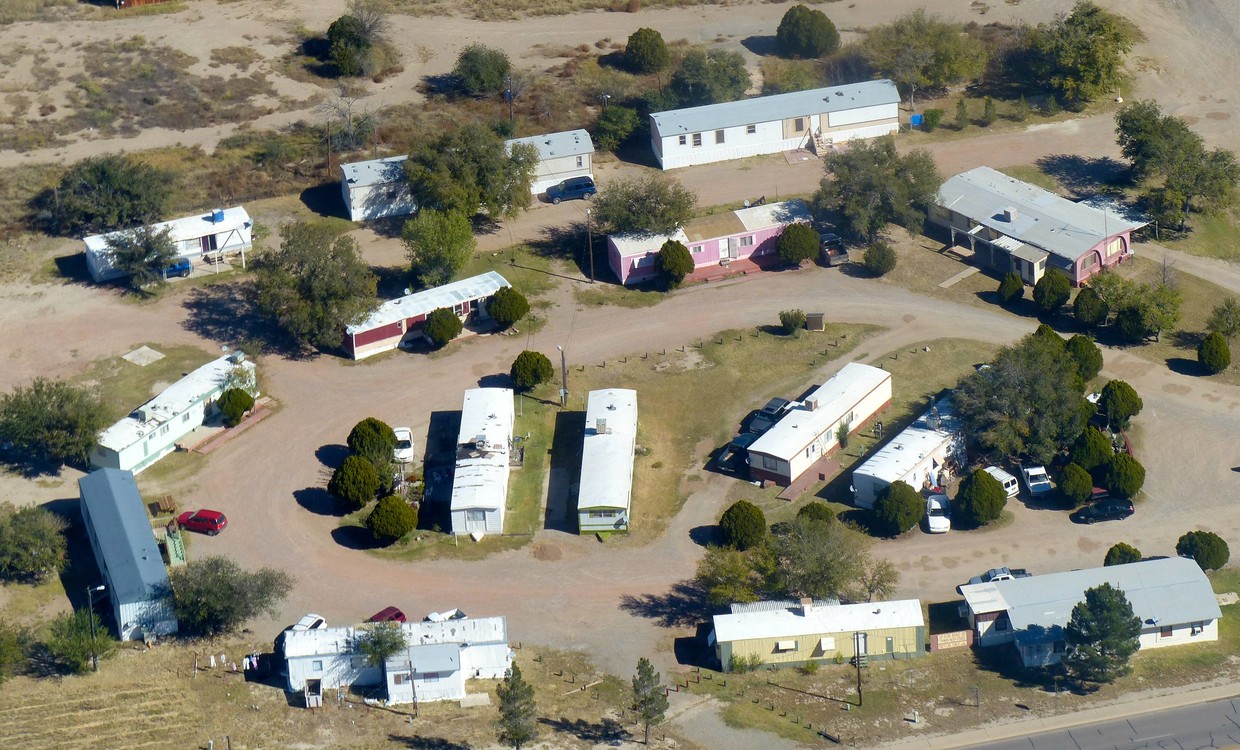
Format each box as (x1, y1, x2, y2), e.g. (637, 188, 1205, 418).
(938, 267, 980, 289)
(121, 345, 165, 366)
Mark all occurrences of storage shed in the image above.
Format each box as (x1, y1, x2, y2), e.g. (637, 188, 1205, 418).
(851, 398, 963, 509)
(449, 388, 515, 536)
(340, 156, 416, 222)
(576, 388, 638, 534)
(505, 129, 595, 196)
(83, 206, 253, 282)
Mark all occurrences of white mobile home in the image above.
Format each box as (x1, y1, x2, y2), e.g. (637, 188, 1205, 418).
(90, 352, 257, 475)
(449, 388, 515, 536)
(747, 363, 892, 487)
(649, 80, 900, 170)
(83, 207, 253, 282)
(505, 129, 595, 196)
(576, 389, 638, 534)
(851, 398, 963, 509)
(340, 155, 416, 222)
(78, 469, 178, 641)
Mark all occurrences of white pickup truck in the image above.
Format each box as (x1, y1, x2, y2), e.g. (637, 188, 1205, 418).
(1021, 464, 1053, 497)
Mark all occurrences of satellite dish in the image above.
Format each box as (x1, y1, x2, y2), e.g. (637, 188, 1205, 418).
(743, 200, 751, 208)
(403, 288, 412, 295)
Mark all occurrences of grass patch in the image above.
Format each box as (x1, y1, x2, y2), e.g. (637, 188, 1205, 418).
(461, 244, 556, 301)
(73, 343, 217, 423)
(1162, 209, 1240, 263)
(209, 46, 262, 68)
(0, 577, 65, 624)
(574, 281, 665, 309)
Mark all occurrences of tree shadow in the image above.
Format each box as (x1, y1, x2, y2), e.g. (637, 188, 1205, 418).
(330, 525, 383, 549)
(740, 35, 778, 56)
(538, 716, 630, 743)
(180, 284, 308, 358)
(545, 410, 585, 534)
(388, 736, 473, 750)
(315, 444, 350, 468)
(596, 49, 629, 71)
(1034, 155, 1128, 198)
(1166, 357, 1202, 376)
(478, 373, 515, 389)
(688, 525, 721, 547)
(294, 487, 348, 517)
(973, 643, 1066, 693)
(618, 579, 714, 628)
(371, 265, 412, 300)
(419, 73, 461, 97)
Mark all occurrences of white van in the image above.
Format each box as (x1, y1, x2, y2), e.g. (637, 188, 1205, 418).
(983, 466, 1020, 498)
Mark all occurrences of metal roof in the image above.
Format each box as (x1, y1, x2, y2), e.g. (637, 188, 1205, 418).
(450, 388, 514, 513)
(713, 599, 924, 644)
(937, 167, 1147, 261)
(83, 206, 252, 253)
(608, 199, 811, 255)
(577, 389, 638, 512)
(730, 598, 839, 614)
(961, 557, 1222, 631)
(284, 614, 507, 659)
(650, 80, 900, 137)
(387, 642, 461, 673)
(505, 129, 595, 160)
(340, 155, 409, 189)
(78, 469, 171, 607)
(749, 363, 891, 461)
(852, 398, 961, 484)
(346, 272, 511, 335)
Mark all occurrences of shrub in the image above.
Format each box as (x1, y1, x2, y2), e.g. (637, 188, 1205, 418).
(1176, 530, 1230, 571)
(656, 239, 694, 288)
(922, 109, 944, 132)
(1198, 331, 1231, 374)
(594, 105, 639, 152)
(453, 43, 510, 96)
(1114, 304, 1148, 343)
(775, 222, 819, 266)
(776, 4, 840, 59)
(954, 468, 1006, 527)
(624, 28, 670, 74)
(719, 500, 766, 551)
(366, 495, 418, 543)
(796, 502, 836, 525)
(997, 272, 1024, 305)
(1103, 453, 1145, 498)
(170, 556, 293, 637)
(45, 155, 174, 236)
(954, 98, 969, 130)
(328, 455, 381, 509)
(1074, 286, 1109, 328)
(862, 241, 896, 277)
(874, 481, 923, 536)
(1099, 380, 1142, 430)
(347, 418, 397, 467)
(1104, 542, 1142, 567)
(981, 96, 997, 126)
(1059, 462, 1094, 506)
(327, 14, 368, 76)
(1066, 334, 1103, 381)
(487, 287, 529, 329)
(1033, 271, 1071, 314)
(0, 504, 67, 583)
(423, 308, 463, 348)
(778, 309, 807, 336)
(217, 388, 255, 428)
(44, 610, 115, 675)
(1070, 427, 1113, 471)
(510, 350, 554, 391)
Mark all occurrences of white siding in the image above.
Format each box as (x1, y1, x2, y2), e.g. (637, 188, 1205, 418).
(655, 120, 797, 170)
(287, 654, 382, 693)
(115, 598, 178, 642)
(828, 103, 897, 128)
(344, 180, 416, 222)
(777, 379, 891, 483)
(531, 153, 593, 196)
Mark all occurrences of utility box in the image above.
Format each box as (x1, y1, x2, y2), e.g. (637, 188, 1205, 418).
(806, 313, 827, 332)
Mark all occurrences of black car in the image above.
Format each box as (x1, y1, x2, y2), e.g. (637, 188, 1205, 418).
(1071, 498, 1135, 524)
(716, 433, 759, 476)
(747, 397, 792, 434)
(545, 176, 596, 204)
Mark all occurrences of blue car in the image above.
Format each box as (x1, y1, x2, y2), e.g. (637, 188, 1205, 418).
(546, 176, 596, 204)
(164, 257, 192, 278)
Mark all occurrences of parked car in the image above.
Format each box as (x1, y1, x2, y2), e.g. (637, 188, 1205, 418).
(958, 566, 1031, 592)
(291, 614, 327, 631)
(716, 433, 759, 476)
(367, 606, 407, 623)
(747, 397, 792, 435)
(545, 176, 596, 204)
(983, 466, 1020, 498)
(1071, 498, 1135, 524)
(177, 509, 228, 536)
(393, 427, 415, 464)
(925, 494, 951, 534)
(1021, 464, 1053, 497)
(163, 257, 192, 278)
(819, 233, 850, 267)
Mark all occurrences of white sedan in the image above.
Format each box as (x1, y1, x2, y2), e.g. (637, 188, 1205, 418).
(925, 494, 951, 534)
(393, 427, 415, 464)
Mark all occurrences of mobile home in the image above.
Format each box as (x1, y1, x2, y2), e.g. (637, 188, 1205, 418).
(449, 388, 515, 536)
(576, 388, 638, 534)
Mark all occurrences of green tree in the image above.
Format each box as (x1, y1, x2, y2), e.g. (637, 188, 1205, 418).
(1103, 453, 1145, 498)
(403, 209, 477, 288)
(1207, 296, 1240, 341)
(997, 271, 1024, 305)
(594, 105, 640, 152)
(487, 287, 529, 329)
(778, 309, 807, 336)
(1145, 186, 1187, 236)
(719, 500, 766, 551)
(796, 502, 836, 524)
(329, 454, 381, 508)
(1070, 427, 1112, 471)
(874, 481, 924, 536)
(765, 515, 871, 600)
(0, 619, 26, 687)
(1066, 334, 1103, 381)
(356, 621, 408, 667)
(1176, 530, 1230, 571)
(510, 350, 554, 391)
(366, 495, 418, 543)
(954, 98, 969, 130)
(624, 28, 670, 74)
(251, 222, 377, 350)
(1073, 285, 1109, 328)
(1060, 462, 1094, 506)
(0, 378, 105, 467)
(694, 546, 762, 606)
(1064, 582, 1141, 685)
(170, 556, 293, 637)
(632, 657, 670, 744)
(814, 137, 941, 242)
(1030, 1, 1137, 106)
(454, 43, 510, 96)
(1104, 542, 1142, 567)
(1098, 380, 1141, 429)
(862, 241, 897, 276)
(348, 417, 398, 468)
(44, 609, 115, 675)
(592, 175, 697, 236)
(0, 503, 68, 583)
(104, 226, 178, 291)
(405, 124, 538, 220)
(776, 4, 840, 59)
(775, 222, 818, 266)
(497, 663, 538, 749)
(1198, 331, 1231, 374)
(423, 308, 464, 349)
(671, 48, 751, 106)
(1033, 271, 1071, 314)
(1013, 95, 1029, 122)
(45, 155, 173, 236)
(327, 14, 369, 76)
(1114, 304, 1148, 344)
(1087, 270, 1135, 313)
(862, 9, 987, 109)
(953, 468, 1007, 527)
(922, 108, 944, 131)
(217, 388, 255, 428)
(656, 239, 695, 288)
(981, 96, 997, 126)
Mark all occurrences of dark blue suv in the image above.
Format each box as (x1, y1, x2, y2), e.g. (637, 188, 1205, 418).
(546, 176, 596, 204)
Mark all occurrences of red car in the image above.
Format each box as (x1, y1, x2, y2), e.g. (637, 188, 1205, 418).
(367, 606, 406, 623)
(177, 509, 228, 536)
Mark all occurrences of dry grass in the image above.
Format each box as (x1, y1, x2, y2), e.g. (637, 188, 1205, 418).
(209, 46, 262, 69)
(0, 0, 76, 24)
(387, 0, 750, 21)
(73, 343, 217, 423)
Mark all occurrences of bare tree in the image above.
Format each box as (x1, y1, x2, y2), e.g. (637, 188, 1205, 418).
(319, 85, 382, 156)
(347, 0, 390, 46)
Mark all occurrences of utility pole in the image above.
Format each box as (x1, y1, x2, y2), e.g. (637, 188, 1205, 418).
(853, 631, 864, 706)
(556, 345, 568, 407)
(87, 584, 106, 672)
(586, 208, 594, 283)
(505, 76, 514, 122)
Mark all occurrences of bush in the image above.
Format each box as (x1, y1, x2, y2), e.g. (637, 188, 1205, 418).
(328, 455, 381, 509)
(997, 272, 1024, 305)
(217, 388, 255, 428)
(862, 241, 897, 277)
(1114, 304, 1148, 343)
(1066, 334, 1104, 381)
(0, 504, 67, 583)
(1059, 462, 1094, 506)
(1104, 542, 1142, 567)
(778, 309, 807, 336)
(1033, 271, 1071, 314)
(796, 502, 836, 524)
(1074, 286, 1109, 328)
(776, 4, 840, 59)
(487, 287, 529, 329)
(327, 14, 369, 76)
(44, 610, 115, 675)
(954, 468, 1007, 527)
(624, 27, 670, 74)
(775, 222, 819, 266)
(922, 109, 944, 132)
(1176, 530, 1230, 571)
(510, 350, 554, 391)
(594, 105, 639, 152)
(1099, 380, 1142, 429)
(874, 481, 923, 536)
(656, 239, 694, 288)
(170, 556, 293, 637)
(1198, 331, 1231, 374)
(1103, 453, 1145, 498)
(0, 377, 106, 467)
(44, 155, 174, 236)
(719, 500, 766, 551)
(366, 495, 418, 543)
(423, 308, 464, 349)
(347, 417, 397, 467)
(453, 43, 510, 96)
(981, 96, 997, 126)
(954, 98, 969, 130)
(1070, 427, 1113, 471)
